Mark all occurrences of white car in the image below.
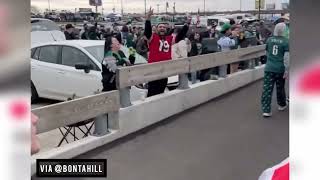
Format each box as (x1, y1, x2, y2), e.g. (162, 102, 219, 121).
(31, 40, 178, 103)
(31, 18, 66, 45)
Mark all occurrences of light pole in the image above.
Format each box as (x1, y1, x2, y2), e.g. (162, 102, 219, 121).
(165, 2, 168, 15)
(173, 2, 175, 21)
(203, 0, 206, 16)
(240, 0, 242, 11)
(157, 4, 160, 14)
(258, 0, 261, 20)
(121, 0, 124, 16)
(48, 0, 51, 12)
(144, 0, 146, 15)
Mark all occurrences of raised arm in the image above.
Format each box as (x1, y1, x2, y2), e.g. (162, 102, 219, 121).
(176, 18, 191, 40)
(144, 7, 153, 40)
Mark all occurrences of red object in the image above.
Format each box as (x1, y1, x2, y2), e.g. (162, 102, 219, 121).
(10, 101, 29, 120)
(272, 163, 289, 180)
(258, 158, 289, 180)
(298, 65, 320, 95)
(148, 33, 173, 63)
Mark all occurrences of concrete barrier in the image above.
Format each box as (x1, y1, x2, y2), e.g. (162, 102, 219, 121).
(31, 65, 264, 175)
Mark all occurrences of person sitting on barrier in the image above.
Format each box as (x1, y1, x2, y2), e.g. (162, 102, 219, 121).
(217, 23, 238, 78)
(101, 35, 135, 92)
(261, 23, 289, 118)
(144, 7, 190, 97)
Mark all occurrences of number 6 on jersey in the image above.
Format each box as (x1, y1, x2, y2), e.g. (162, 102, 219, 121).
(272, 45, 279, 55)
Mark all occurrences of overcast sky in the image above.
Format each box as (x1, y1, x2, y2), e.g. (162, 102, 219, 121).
(31, 0, 287, 14)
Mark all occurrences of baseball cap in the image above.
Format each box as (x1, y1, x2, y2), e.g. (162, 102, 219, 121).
(65, 24, 74, 29)
(220, 23, 231, 32)
(282, 14, 290, 21)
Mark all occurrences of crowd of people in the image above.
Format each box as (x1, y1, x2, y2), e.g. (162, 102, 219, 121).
(30, 10, 290, 171)
(63, 9, 290, 117)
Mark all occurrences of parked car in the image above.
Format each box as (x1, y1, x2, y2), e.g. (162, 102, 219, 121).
(31, 18, 66, 44)
(31, 40, 178, 103)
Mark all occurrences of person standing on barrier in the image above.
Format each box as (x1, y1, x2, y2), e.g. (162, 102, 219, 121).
(101, 35, 135, 92)
(144, 7, 189, 97)
(217, 23, 238, 78)
(261, 23, 289, 117)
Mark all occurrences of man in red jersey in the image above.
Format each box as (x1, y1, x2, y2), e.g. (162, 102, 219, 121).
(144, 8, 190, 97)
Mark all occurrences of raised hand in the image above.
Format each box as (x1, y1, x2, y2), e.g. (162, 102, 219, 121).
(146, 7, 154, 20)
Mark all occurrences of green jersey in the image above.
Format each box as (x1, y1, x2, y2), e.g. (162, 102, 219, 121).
(265, 36, 289, 73)
(284, 25, 290, 40)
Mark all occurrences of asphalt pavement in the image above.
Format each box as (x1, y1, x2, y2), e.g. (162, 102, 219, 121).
(34, 80, 289, 180)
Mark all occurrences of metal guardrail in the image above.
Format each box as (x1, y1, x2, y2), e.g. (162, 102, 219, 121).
(32, 91, 120, 134)
(116, 45, 266, 107)
(117, 45, 265, 85)
(33, 45, 266, 150)
(116, 59, 190, 89)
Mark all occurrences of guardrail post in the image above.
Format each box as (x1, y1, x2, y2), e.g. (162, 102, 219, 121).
(119, 87, 132, 108)
(116, 69, 132, 108)
(248, 58, 256, 69)
(191, 72, 197, 84)
(178, 73, 190, 89)
(93, 114, 110, 136)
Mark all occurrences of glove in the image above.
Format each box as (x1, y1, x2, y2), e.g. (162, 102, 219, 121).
(103, 56, 118, 73)
(129, 54, 136, 65)
(128, 47, 136, 65)
(129, 47, 136, 55)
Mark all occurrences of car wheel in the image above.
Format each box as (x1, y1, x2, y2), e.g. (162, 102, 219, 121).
(31, 82, 39, 104)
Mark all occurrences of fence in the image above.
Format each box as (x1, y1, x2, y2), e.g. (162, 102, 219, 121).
(32, 45, 266, 153)
(116, 45, 266, 107)
(32, 91, 120, 134)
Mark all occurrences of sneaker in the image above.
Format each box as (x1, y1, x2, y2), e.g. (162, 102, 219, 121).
(278, 104, 288, 111)
(263, 113, 272, 117)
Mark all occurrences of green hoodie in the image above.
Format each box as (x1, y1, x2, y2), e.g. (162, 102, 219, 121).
(284, 25, 290, 40)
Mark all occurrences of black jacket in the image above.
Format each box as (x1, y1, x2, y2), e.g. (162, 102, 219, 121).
(136, 36, 149, 59)
(101, 51, 135, 92)
(201, 31, 217, 39)
(64, 31, 77, 40)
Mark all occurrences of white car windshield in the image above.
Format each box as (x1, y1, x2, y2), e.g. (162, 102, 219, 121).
(31, 19, 60, 32)
(85, 45, 148, 64)
(85, 46, 105, 63)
